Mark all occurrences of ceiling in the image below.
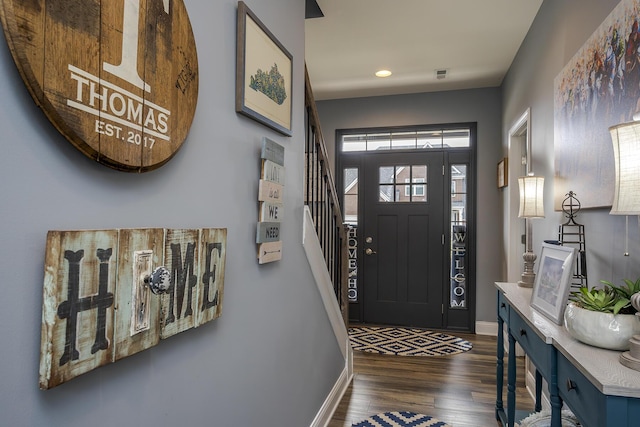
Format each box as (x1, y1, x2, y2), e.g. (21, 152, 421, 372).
(305, 0, 543, 101)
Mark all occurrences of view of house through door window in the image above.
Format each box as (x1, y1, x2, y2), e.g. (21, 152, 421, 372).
(338, 124, 476, 331)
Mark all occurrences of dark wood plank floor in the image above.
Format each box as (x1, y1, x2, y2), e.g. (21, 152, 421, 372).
(329, 332, 534, 427)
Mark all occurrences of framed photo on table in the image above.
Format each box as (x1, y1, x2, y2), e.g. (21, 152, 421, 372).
(530, 243, 577, 324)
(236, 1, 293, 136)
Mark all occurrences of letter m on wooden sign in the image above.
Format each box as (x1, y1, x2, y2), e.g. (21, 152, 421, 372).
(159, 229, 227, 338)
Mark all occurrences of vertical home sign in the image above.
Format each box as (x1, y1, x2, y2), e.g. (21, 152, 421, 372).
(0, 0, 199, 172)
(257, 138, 284, 263)
(39, 228, 226, 389)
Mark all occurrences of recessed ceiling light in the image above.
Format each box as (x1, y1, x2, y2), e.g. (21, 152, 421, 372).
(375, 69, 392, 78)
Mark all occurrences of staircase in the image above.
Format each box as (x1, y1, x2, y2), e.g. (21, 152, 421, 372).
(303, 67, 349, 328)
(303, 66, 353, 427)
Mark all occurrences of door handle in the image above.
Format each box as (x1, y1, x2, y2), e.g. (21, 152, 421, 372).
(365, 248, 377, 255)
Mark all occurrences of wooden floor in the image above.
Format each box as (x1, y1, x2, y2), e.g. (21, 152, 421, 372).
(329, 332, 534, 427)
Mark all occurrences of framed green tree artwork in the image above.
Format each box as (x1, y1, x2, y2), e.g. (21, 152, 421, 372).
(236, 1, 293, 136)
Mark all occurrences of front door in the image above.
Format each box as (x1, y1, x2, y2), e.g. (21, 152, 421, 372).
(339, 124, 476, 331)
(361, 151, 445, 328)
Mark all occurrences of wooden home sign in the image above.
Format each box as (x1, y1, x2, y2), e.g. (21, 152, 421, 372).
(0, 0, 199, 172)
(39, 227, 226, 389)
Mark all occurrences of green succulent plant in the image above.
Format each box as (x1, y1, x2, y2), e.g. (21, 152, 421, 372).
(571, 286, 628, 314)
(570, 278, 640, 315)
(601, 277, 640, 300)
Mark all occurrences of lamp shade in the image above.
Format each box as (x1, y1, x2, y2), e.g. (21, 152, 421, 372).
(518, 176, 545, 218)
(610, 122, 640, 215)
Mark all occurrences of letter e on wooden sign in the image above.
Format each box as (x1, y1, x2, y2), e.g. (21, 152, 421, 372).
(0, 0, 199, 172)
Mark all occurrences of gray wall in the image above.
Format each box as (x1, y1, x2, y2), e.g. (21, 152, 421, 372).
(503, 0, 640, 290)
(316, 88, 502, 323)
(0, 1, 344, 426)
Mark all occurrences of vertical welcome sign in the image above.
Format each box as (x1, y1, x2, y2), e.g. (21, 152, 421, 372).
(0, 0, 199, 172)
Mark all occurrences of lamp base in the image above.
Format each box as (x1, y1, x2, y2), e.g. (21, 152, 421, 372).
(620, 335, 640, 371)
(518, 250, 537, 288)
(518, 274, 535, 288)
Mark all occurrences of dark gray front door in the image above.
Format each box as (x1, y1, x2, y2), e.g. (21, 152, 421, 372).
(362, 151, 445, 328)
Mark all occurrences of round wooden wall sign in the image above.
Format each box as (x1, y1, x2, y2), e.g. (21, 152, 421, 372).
(0, 0, 198, 172)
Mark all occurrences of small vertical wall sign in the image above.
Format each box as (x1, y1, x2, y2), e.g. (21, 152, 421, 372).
(0, 0, 199, 172)
(257, 137, 284, 263)
(39, 227, 226, 389)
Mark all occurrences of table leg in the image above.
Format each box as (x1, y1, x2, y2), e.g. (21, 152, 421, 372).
(549, 348, 562, 427)
(508, 332, 516, 427)
(496, 315, 504, 421)
(535, 369, 542, 412)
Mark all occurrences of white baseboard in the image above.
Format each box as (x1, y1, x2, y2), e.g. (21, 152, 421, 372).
(476, 321, 498, 336)
(309, 361, 353, 427)
(476, 320, 524, 356)
(303, 206, 354, 426)
(525, 358, 550, 410)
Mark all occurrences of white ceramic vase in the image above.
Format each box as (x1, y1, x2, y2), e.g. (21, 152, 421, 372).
(563, 302, 640, 351)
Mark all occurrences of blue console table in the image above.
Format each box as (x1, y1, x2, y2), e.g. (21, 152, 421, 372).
(495, 282, 640, 427)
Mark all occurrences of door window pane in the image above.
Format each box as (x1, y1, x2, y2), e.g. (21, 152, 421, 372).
(444, 129, 470, 148)
(379, 185, 394, 202)
(395, 166, 409, 202)
(379, 165, 427, 203)
(418, 130, 442, 148)
(379, 166, 395, 184)
(368, 133, 391, 151)
(391, 132, 417, 150)
(411, 165, 427, 202)
(342, 135, 367, 152)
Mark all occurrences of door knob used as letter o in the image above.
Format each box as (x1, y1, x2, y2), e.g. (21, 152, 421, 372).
(144, 266, 171, 295)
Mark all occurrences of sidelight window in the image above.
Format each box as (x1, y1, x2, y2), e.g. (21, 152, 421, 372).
(450, 164, 468, 309)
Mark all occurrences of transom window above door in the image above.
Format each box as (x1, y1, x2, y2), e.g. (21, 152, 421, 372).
(342, 129, 470, 152)
(379, 165, 427, 203)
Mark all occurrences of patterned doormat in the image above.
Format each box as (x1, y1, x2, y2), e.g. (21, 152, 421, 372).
(352, 411, 451, 427)
(348, 326, 472, 356)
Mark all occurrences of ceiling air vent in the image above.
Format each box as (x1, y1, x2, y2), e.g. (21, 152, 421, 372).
(436, 69, 447, 80)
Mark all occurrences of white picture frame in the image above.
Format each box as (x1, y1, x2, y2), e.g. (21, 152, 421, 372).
(530, 243, 577, 324)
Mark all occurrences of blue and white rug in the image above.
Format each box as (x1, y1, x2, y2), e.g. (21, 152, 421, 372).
(352, 411, 451, 427)
(349, 326, 472, 357)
